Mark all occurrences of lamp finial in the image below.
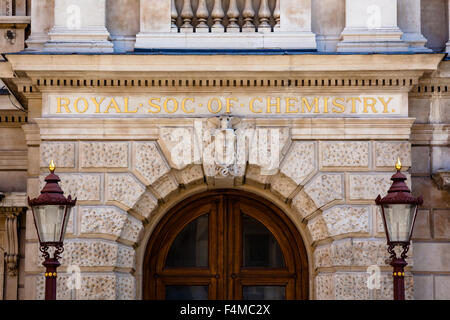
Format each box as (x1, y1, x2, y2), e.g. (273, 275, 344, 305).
(395, 158, 402, 171)
(49, 160, 56, 173)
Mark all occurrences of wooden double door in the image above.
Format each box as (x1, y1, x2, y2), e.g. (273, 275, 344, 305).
(143, 190, 308, 300)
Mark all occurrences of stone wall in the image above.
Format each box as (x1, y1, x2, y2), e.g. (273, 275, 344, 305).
(22, 124, 415, 300)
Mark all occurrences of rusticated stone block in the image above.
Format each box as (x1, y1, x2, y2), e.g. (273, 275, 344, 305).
(280, 142, 316, 185)
(120, 216, 143, 243)
(106, 173, 145, 209)
(315, 273, 335, 300)
(36, 274, 74, 300)
(159, 127, 195, 170)
(304, 174, 344, 208)
(59, 240, 119, 267)
(133, 142, 170, 185)
(351, 240, 390, 266)
(322, 206, 370, 236)
(80, 142, 128, 168)
(40, 142, 75, 168)
(291, 189, 318, 219)
(320, 141, 369, 168)
(79, 206, 127, 237)
(331, 239, 353, 266)
(334, 273, 369, 300)
(307, 216, 329, 242)
(375, 141, 411, 168)
(78, 274, 116, 300)
(270, 173, 298, 199)
(151, 174, 178, 199)
(132, 191, 158, 220)
(349, 173, 402, 200)
(41, 173, 101, 201)
(117, 245, 135, 269)
(116, 274, 136, 300)
(314, 245, 332, 268)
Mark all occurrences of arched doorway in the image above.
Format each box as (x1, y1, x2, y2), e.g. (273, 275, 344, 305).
(143, 190, 309, 300)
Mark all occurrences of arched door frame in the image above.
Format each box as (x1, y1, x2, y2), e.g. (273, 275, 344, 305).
(142, 189, 309, 300)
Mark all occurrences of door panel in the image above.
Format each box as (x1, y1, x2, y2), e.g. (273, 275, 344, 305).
(143, 190, 309, 300)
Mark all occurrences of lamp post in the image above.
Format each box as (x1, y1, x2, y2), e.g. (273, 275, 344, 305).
(375, 158, 423, 300)
(28, 160, 76, 300)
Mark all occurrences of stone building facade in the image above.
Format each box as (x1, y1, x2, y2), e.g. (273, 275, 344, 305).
(0, 0, 449, 300)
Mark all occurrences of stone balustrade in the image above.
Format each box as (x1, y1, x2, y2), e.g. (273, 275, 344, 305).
(171, 0, 280, 33)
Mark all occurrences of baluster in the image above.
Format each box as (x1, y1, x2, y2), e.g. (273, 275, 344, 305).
(227, 0, 240, 32)
(211, 0, 225, 31)
(180, 0, 194, 32)
(196, 0, 209, 32)
(171, 0, 178, 31)
(242, 0, 256, 31)
(274, 0, 280, 29)
(258, 0, 271, 31)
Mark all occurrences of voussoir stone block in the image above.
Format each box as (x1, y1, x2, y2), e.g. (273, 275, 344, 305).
(178, 164, 204, 185)
(270, 173, 298, 199)
(80, 142, 129, 168)
(307, 215, 330, 242)
(132, 191, 158, 220)
(375, 142, 411, 168)
(291, 189, 319, 219)
(322, 206, 370, 236)
(40, 142, 75, 168)
(151, 174, 179, 200)
(120, 215, 144, 243)
(133, 142, 170, 185)
(245, 164, 272, 185)
(40, 173, 101, 201)
(280, 142, 316, 185)
(320, 141, 369, 168)
(106, 173, 145, 209)
(304, 174, 344, 209)
(159, 127, 195, 170)
(79, 206, 127, 237)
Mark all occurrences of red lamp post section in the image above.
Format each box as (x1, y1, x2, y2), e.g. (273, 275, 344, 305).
(375, 159, 423, 300)
(28, 160, 76, 300)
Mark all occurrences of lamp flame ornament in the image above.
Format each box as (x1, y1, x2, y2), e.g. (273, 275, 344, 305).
(375, 158, 423, 300)
(28, 161, 76, 300)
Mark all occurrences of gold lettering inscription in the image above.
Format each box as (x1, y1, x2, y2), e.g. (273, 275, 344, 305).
(57, 97, 71, 113)
(363, 97, 378, 113)
(301, 98, 319, 113)
(182, 98, 195, 113)
(148, 98, 161, 113)
(124, 97, 138, 113)
(285, 98, 299, 113)
(74, 97, 89, 113)
(91, 97, 104, 113)
(164, 98, 178, 114)
(208, 97, 222, 114)
(249, 98, 263, 113)
(226, 98, 238, 114)
(379, 97, 394, 113)
(332, 97, 345, 113)
(104, 98, 122, 113)
(347, 97, 361, 113)
(266, 97, 281, 113)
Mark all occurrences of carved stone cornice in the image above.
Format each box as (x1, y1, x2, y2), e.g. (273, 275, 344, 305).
(410, 124, 450, 145)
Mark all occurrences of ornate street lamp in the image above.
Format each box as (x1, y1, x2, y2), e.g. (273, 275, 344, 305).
(28, 160, 76, 300)
(375, 158, 423, 300)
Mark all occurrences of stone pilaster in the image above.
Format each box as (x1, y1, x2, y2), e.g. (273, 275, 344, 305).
(26, 0, 54, 51)
(337, 0, 408, 52)
(44, 0, 113, 53)
(398, 0, 431, 52)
